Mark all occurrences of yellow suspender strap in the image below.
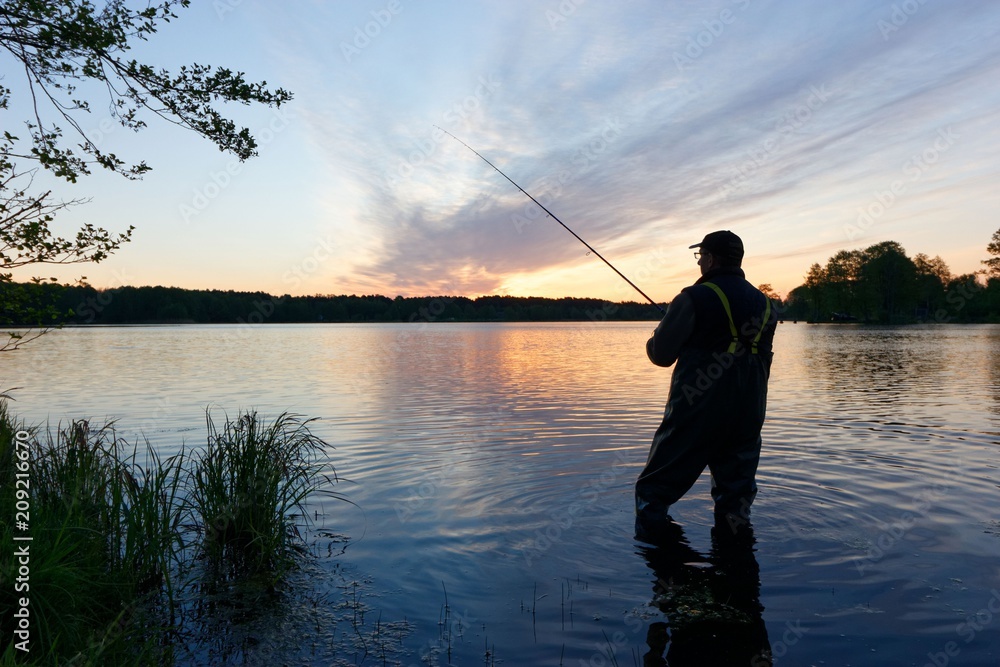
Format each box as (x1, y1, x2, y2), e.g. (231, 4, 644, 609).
(751, 298, 772, 354)
(702, 282, 771, 355)
(701, 282, 739, 353)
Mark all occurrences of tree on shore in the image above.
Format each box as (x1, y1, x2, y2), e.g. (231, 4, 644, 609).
(859, 241, 917, 323)
(912, 253, 951, 319)
(823, 249, 865, 317)
(756, 284, 780, 301)
(0, 0, 291, 349)
(782, 235, 998, 323)
(984, 228, 1000, 277)
(794, 262, 827, 322)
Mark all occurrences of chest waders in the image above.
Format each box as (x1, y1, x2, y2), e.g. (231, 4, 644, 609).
(701, 282, 772, 355)
(635, 282, 773, 541)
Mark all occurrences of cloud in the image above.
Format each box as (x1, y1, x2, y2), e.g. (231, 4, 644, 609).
(286, 0, 1000, 297)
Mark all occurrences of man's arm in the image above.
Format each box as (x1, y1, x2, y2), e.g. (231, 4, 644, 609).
(646, 292, 695, 367)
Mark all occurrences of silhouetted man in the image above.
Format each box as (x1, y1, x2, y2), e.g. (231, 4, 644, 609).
(635, 230, 777, 541)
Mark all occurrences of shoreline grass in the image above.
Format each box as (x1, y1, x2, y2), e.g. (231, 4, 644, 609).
(0, 401, 335, 665)
(191, 410, 333, 580)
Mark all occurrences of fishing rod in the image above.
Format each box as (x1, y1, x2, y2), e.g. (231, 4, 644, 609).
(435, 126, 665, 314)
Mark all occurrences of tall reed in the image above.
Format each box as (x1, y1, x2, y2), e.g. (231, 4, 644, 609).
(189, 410, 333, 578)
(0, 402, 337, 663)
(0, 403, 176, 664)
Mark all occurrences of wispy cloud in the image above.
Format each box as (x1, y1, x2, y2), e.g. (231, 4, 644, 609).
(12, 0, 997, 297)
(287, 0, 996, 297)
(56, 0, 991, 298)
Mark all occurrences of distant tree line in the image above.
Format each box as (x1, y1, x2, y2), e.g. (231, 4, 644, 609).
(781, 236, 1000, 323)
(4, 232, 999, 329)
(0, 282, 663, 326)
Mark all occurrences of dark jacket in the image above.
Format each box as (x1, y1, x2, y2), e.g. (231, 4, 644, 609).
(647, 267, 775, 367)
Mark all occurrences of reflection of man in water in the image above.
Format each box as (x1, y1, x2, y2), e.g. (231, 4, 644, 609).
(635, 230, 777, 540)
(638, 520, 772, 666)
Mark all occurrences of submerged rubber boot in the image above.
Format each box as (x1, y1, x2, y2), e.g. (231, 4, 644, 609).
(634, 495, 682, 545)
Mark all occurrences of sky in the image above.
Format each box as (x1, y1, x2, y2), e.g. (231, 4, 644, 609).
(5, 0, 1000, 302)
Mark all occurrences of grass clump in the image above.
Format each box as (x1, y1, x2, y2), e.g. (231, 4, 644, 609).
(190, 410, 333, 578)
(0, 401, 336, 664)
(0, 403, 178, 665)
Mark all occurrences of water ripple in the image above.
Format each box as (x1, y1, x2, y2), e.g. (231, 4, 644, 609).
(4, 323, 1000, 665)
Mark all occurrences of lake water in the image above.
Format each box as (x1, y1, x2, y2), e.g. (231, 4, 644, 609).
(4, 322, 999, 666)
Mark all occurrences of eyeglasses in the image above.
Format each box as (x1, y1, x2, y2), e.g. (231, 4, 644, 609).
(693, 251, 702, 260)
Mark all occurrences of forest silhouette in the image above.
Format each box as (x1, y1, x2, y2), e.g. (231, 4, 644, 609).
(3, 238, 999, 327)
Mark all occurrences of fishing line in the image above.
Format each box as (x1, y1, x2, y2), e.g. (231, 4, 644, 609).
(435, 126, 665, 314)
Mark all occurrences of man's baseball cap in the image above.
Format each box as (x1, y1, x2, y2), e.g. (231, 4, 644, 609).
(689, 230, 744, 261)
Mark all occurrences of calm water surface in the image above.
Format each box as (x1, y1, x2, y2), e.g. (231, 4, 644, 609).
(4, 322, 999, 665)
